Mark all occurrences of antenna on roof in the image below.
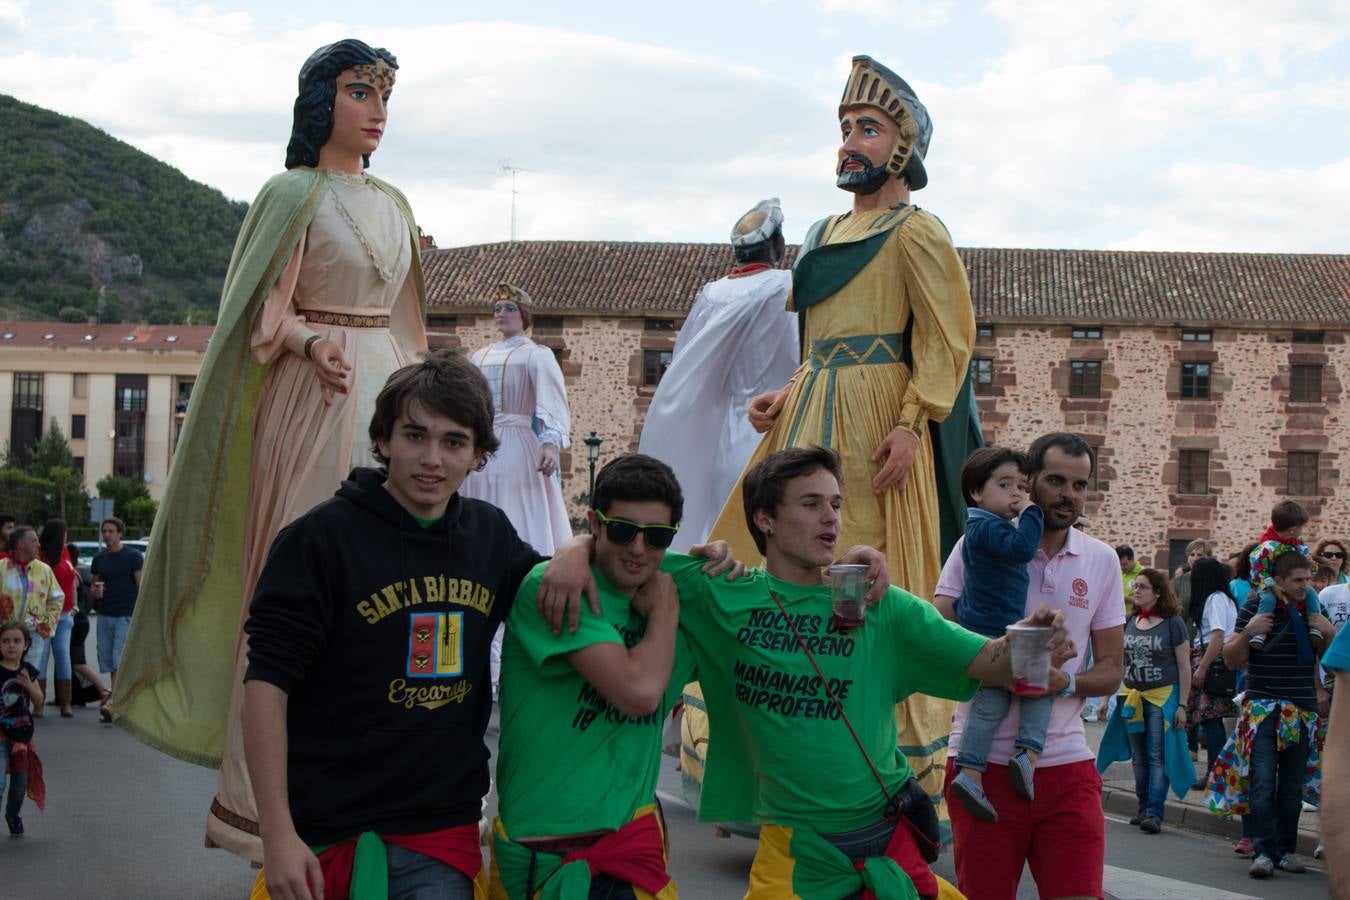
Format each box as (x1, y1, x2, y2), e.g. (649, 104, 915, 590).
(500, 160, 535, 242)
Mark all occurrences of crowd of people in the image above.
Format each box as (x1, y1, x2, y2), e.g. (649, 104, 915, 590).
(1095, 502, 1345, 881)
(0, 513, 135, 834)
(3, 36, 1348, 900)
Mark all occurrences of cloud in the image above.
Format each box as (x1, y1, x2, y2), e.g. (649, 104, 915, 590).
(814, 0, 954, 27)
(0, 0, 26, 48)
(1107, 158, 1350, 252)
(6, 0, 1348, 254)
(983, 0, 1350, 76)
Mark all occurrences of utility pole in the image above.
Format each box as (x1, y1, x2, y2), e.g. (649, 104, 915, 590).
(500, 161, 534, 242)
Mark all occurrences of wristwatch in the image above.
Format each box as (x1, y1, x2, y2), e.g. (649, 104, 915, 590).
(1056, 671, 1076, 699)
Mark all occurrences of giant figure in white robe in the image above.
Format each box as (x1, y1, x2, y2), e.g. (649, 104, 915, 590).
(638, 198, 799, 551)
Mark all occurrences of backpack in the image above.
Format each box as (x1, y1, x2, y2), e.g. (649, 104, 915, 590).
(0, 667, 35, 743)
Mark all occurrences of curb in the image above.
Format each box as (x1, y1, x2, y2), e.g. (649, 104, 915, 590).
(1100, 785, 1320, 856)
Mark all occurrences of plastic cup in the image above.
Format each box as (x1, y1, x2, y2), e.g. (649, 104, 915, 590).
(828, 564, 869, 629)
(1006, 624, 1052, 695)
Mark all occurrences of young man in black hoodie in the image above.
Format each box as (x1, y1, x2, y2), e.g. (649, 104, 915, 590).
(242, 350, 597, 900)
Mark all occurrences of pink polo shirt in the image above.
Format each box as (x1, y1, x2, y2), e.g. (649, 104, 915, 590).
(937, 525, 1126, 768)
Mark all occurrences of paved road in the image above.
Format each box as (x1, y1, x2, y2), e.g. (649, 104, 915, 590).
(3, 678, 1332, 898)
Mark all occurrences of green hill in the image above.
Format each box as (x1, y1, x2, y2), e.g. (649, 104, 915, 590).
(0, 94, 247, 324)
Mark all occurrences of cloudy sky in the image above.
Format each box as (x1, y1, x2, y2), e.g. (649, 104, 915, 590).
(4, 0, 1349, 252)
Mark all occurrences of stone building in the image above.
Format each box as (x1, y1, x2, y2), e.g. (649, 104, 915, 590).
(424, 241, 1350, 570)
(0, 322, 209, 499)
(5, 243, 1347, 572)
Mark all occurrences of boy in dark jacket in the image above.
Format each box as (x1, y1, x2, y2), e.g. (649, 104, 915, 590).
(242, 351, 594, 900)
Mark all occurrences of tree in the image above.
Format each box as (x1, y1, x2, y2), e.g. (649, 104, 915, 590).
(30, 418, 77, 474)
(45, 465, 86, 522)
(123, 496, 159, 532)
(95, 474, 151, 517)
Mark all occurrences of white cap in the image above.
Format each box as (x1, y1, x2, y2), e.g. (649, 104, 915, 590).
(730, 198, 783, 247)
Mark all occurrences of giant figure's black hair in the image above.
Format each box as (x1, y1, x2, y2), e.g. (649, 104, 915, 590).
(285, 39, 398, 170)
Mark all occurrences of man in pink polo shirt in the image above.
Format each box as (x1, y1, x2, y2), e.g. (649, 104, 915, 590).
(935, 432, 1125, 900)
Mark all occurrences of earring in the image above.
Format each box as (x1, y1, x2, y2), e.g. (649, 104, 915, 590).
(766, 526, 774, 536)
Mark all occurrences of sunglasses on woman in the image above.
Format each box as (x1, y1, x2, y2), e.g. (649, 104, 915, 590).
(1324, 551, 1345, 559)
(595, 510, 679, 550)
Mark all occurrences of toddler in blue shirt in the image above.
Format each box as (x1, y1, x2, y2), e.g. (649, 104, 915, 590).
(951, 447, 1047, 822)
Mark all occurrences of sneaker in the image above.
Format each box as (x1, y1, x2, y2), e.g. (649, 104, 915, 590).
(1249, 855, 1274, 878)
(1315, 843, 1324, 860)
(1233, 837, 1256, 857)
(1129, 809, 1144, 827)
(1248, 633, 1267, 650)
(5, 815, 21, 836)
(1008, 751, 1035, 802)
(951, 772, 999, 822)
(1302, 801, 1317, 812)
(1139, 816, 1162, 834)
(1277, 854, 1307, 874)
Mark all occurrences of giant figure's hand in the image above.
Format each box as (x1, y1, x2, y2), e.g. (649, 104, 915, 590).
(748, 389, 789, 434)
(309, 339, 352, 407)
(538, 443, 559, 477)
(870, 427, 919, 493)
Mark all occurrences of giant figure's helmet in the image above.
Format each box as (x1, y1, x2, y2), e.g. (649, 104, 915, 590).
(839, 55, 933, 190)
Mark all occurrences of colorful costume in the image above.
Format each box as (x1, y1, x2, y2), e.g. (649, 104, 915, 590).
(638, 198, 799, 551)
(491, 563, 688, 898)
(109, 166, 428, 859)
(1207, 698, 1323, 816)
(707, 58, 978, 808)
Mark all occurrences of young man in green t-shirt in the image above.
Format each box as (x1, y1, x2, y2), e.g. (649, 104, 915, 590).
(667, 446, 1071, 900)
(490, 454, 691, 899)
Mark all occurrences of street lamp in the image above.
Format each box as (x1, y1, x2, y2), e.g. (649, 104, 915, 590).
(584, 431, 603, 505)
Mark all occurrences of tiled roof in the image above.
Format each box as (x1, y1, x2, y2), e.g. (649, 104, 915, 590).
(0, 322, 213, 350)
(964, 248, 1350, 326)
(424, 241, 1350, 326)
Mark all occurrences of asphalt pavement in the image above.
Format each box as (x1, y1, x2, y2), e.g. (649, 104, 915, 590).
(1, 639, 1333, 898)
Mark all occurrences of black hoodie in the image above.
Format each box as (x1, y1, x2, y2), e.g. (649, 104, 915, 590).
(245, 467, 543, 844)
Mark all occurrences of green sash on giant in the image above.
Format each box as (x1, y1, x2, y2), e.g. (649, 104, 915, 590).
(792, 209, 983, 562)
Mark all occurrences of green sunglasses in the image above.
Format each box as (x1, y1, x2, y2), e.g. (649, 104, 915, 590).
(595, 510, 680, 550)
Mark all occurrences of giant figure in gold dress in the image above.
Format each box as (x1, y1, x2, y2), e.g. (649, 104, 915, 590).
(707, 55, 981, 809)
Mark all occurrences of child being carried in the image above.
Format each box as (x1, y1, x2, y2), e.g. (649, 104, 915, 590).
(950, 447, 1047, 821)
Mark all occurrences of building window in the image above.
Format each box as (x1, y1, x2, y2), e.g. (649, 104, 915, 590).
(644, 319, 677, 332)
(1180, 362, 1211, 399)
(971, 358, 994, 395)
(175, 379, 194, 414)
(976, 324, 995, 338)
(1292, 331, 1324, 344)
(12, 373, 42, 410)
(114, 374, 148, 478)
(1071, 327, 1102, 340)
(1288, 451, 1319, 496)
(533, 316, 564, 331)
(1181, 330, 1212, 342)
(1069, 360, 1101, 398)
(73, 456, 85, 474)
(1178, 450, 1209, 494)
(9, 373, 43, 462)
(1290, 365, 1323, 402)
(71, 414, 86, 441)
(72, 373, 88, 398)
(643, 350, 672, 387)
(425, 313, 457, 329)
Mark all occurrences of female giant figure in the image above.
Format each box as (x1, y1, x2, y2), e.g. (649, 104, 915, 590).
(110, 39, 428, 861)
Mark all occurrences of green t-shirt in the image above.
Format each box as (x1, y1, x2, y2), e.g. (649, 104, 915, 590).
(665, 555, 987, 832)
(495, 561, 695, 838)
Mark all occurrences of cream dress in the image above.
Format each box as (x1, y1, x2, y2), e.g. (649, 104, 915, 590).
(206, 169, 427, 860)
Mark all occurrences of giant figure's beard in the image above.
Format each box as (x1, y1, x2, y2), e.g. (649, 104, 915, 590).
(836, 153, 891, 195)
